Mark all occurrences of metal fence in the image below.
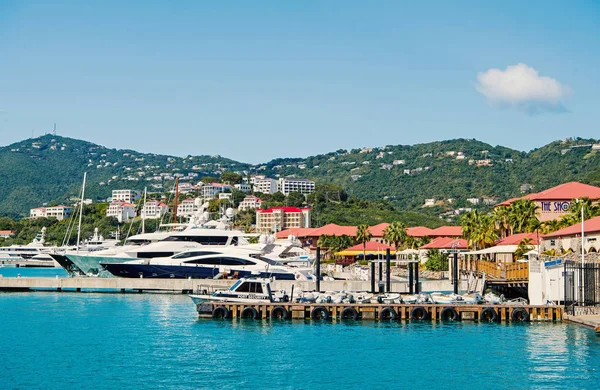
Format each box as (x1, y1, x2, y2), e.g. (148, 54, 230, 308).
(564, 261, 600, 315)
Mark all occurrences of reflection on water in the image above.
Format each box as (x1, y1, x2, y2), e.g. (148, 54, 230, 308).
(0, 293, 599, 390)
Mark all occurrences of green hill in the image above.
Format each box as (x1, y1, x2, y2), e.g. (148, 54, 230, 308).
(2, 134, 600, 222)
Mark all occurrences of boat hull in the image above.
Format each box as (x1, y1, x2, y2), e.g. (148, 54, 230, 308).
(50, 254, 85, 275)
(67, 254, 134, 276)
(101, 263, 297, 280)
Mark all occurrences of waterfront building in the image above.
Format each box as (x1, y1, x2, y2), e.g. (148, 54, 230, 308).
(112, 189, 141, 203)
(29, 205, 73, 221)
(428, 226, 463, 238)
(496, 182, 600, 222)
(541, 216, 600, 253)
(141, 200, 169, 219)
(238, 195, 262, 211)
(106, 201, 137, 222)
(255, 206, 311, 233)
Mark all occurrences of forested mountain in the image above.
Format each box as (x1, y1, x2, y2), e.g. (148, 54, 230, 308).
(2, 134, 600, 220)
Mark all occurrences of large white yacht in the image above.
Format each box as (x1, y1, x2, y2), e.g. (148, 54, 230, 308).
(101, 241, 315, 281)
(0, 228, 58, 267)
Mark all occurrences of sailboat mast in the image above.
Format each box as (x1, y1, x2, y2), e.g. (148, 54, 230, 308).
(76, 172, 87, 253)
(141, 187, 147, 234)
(173, 178, 179, 225)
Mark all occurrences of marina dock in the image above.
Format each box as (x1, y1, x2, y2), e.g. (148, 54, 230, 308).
(0, 276, 465, 294)
(195, 301, 562, 322)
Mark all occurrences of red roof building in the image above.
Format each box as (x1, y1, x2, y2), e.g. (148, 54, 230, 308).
(368, 223, 389, 237)
(406, 226, 435, 237)
(542, 215, 600, 239)
(495, 232, 540, 246)
(309, 223, 357, 237)
(429, 226, 463, 237)
(275, 227, 317, 240)
(496, 182, 600, 222)
(420, 237, 469, 250)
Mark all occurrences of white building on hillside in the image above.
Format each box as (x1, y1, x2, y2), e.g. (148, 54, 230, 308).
(277, 178, 315, 195)
(107, 201, 137, 222)
(238, 195, 263, 211)
(30, 206, 73, 221)
(112, 189, 141, 203)
(141, 200, 169, 219)
(253, 177, 278, 194)
(177, 198, 199, 218)
(201, 183, 233, 200)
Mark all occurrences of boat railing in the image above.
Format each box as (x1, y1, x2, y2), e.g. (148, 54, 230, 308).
(195, 284, 217, 295)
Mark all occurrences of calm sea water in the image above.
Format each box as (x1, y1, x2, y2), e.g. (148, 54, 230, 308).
(0, 267, 68, 278)
(0, 292, 599, 390)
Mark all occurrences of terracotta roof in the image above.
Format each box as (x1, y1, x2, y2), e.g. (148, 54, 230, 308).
(405, 226, 435, 237)
(495, 232, 540, 245)
(343, 241, 394, 252)
(275, 228, 317, 239)
(368, 223, 389, 237)
(0, 230, 15, 235)
(309, 223, 357, 237)
(497, 182, 600, 207)
(429, 226, 463, 237)
(420, 236, 469, 250)
(542, 215, 600, 238)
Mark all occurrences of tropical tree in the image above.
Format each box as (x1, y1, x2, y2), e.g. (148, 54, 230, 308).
(491, 206, 510, 238)
(382, 221, 407, 255)
(566, 197, 600, 223)
(507, 199, 539, 234)
(460, 210, 498, 250)
(514, 237, 534, 260)
(356, 224, 373, 261)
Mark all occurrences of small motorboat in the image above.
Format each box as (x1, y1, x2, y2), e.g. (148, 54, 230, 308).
(190, 277, 288, 305)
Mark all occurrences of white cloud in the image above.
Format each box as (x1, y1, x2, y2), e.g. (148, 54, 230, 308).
(475, 63, 571, 114)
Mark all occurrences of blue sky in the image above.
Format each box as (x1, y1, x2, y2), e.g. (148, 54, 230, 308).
(0, 1, 598, 163)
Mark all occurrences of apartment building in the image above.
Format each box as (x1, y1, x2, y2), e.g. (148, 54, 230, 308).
(30, 206, 74, 221)
(111, 189, 141, 203)
(255, 206, 311, 233)
(141, 200, 169, 219)
(106, 201, 137, 222)
(277, 178, 315, 196)
(238, 195, 263, 211)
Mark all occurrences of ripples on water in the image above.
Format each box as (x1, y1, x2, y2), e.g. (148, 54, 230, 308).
(1, 293, 599, 390)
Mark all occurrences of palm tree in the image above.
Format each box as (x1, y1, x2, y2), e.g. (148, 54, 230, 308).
(491, 206, 510, 238)
(356, 224, 373, 261)
(507, 199, 539, 234)
(567, 197, 600, 222)
(317, 234, 334, 259)
(461, 210, 498, 250)
(514, 237, 534, 260)
(382, 221, 407, 255)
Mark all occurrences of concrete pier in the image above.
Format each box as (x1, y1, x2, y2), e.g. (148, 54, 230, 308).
(0, 277, 467, 294)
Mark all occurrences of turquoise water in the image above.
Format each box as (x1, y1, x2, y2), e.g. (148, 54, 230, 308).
(0, 267, 68, 278)
(1, 292, 599, 390)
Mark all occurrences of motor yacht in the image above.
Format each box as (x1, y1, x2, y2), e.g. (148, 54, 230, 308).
(101, 243, 315, 281)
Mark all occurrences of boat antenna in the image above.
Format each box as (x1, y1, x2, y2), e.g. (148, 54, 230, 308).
(76, 172, 87, 253)
(141, 187, 147, 234)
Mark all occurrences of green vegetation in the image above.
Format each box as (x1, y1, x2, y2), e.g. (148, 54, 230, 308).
(424, 249, 449, 271)
(5, 134, 600, 229)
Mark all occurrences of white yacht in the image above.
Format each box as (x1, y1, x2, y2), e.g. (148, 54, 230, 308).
(0, 228, 58, 267)
(190, 278, 282, 305)
(101, 241, 315, 281)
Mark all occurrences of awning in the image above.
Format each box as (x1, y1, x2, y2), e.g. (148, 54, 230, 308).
(466, 244, 539, 255)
